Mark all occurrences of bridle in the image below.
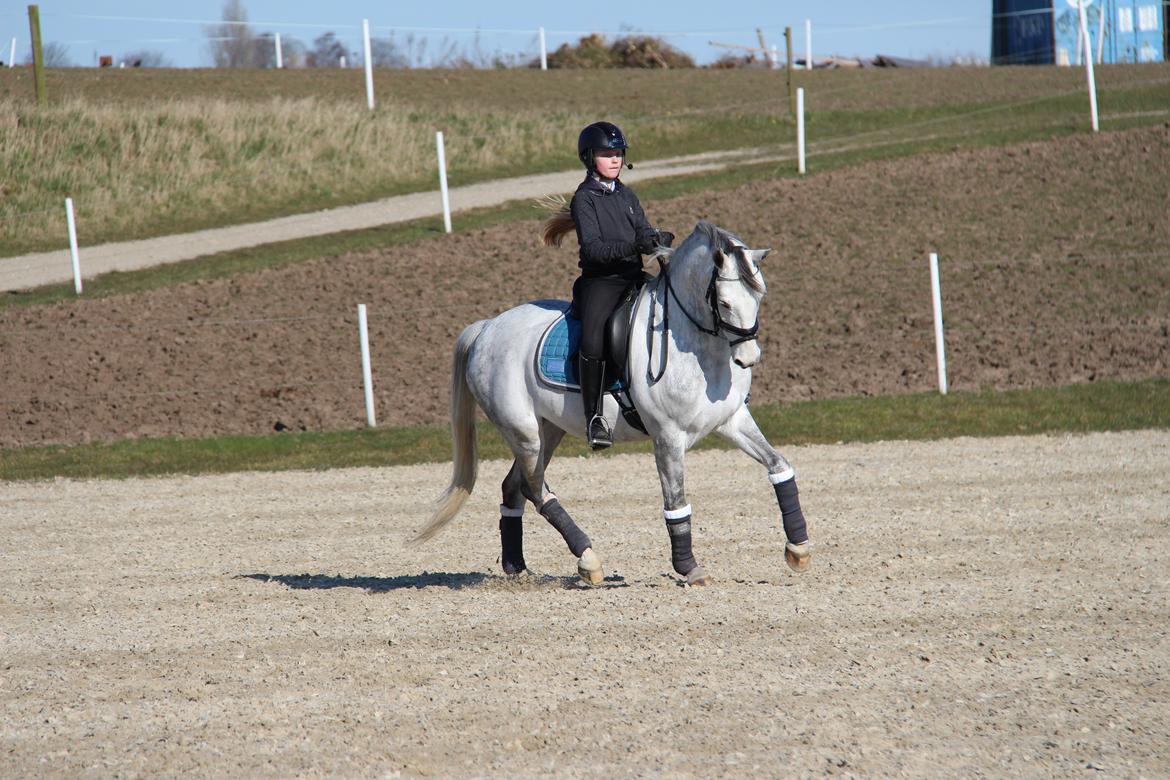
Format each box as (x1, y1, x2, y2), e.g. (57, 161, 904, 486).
(700, 263, 762, 347)
(648, 251, 761, 384)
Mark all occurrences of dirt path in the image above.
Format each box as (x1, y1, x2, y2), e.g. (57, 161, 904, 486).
(0, 147, 778, 293)
(2, 430, 1167, 776)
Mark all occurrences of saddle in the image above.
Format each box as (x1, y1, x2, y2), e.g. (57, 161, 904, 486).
(536, 282, 647, 434)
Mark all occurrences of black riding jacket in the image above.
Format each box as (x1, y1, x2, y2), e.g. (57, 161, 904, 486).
(570, 174, 654, 281)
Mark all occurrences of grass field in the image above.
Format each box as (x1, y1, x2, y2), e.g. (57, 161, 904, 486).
(1, 64, 1167, 254)
(1, 378, 1166, 481)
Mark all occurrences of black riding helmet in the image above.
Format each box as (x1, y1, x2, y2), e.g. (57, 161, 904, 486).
(578, 121, 628, 172)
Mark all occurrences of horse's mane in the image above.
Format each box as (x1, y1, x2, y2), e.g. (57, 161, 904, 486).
(537, 194, 575, 247)
(695, 221, 764, 293)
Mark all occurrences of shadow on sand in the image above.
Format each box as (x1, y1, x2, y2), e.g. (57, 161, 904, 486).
(240, 571, 629, 593)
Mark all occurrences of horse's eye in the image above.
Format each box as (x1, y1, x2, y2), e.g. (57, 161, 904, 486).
(718, 300, 731, 309)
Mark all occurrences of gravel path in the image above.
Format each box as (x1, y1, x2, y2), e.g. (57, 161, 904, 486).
(0, 147, 779, 293)
(2, 430, 1167, 776)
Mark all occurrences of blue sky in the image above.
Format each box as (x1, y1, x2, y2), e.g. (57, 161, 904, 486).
(5, 1, 993, 67)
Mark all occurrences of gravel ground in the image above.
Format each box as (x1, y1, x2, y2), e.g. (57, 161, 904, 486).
(2, 430, 1167, 777)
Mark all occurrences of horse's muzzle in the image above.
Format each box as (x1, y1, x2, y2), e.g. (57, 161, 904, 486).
(732, 339, 761, 369)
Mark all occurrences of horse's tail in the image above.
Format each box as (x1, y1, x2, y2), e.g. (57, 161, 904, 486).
(537, 194, 574, 247)
(408, 319, 487, 546)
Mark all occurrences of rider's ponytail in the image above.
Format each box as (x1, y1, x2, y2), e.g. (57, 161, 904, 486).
(537, 194, 575, 247)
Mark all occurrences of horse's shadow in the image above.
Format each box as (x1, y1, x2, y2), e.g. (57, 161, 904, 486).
(240, 571, 628, 593)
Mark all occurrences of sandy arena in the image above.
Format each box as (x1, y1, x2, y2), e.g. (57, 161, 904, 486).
(2, 430, 1167, 776)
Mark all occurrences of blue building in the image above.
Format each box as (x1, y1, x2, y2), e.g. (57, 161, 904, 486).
(993, 0, 1166, 64)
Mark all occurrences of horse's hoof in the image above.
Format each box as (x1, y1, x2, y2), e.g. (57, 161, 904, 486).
(577, 548, 604, 586)
(686, 567, 714, 586)
(501, 560, 528, 577)
(785, 541, 811, 573)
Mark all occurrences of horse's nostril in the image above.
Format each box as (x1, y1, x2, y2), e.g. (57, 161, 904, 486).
(734, 359, 746, 368)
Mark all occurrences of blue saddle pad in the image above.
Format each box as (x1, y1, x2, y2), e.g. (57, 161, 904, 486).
(536, 308, 624, 392)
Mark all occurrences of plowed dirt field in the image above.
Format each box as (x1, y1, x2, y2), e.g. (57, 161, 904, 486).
(2, 125, 1168, 447)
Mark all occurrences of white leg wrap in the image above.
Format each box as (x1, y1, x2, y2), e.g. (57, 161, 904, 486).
(500, 504, 524, 518)
(769, 467, 796, 484)
(663, 504, 693, 521)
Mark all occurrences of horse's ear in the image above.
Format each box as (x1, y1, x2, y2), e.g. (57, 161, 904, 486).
(747, 248, 772, 264)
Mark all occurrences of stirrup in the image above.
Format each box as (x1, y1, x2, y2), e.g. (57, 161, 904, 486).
(587, 414, 612, 450)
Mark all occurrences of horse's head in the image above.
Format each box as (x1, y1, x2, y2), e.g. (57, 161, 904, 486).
(718, 238, 770, 368)
(675, 222, 770, 369)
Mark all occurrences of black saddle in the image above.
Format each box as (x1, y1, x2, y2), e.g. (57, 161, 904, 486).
(570, 279, 647, 434)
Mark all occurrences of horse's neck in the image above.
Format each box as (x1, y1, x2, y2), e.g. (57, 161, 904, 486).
(655, 256, 711, 332)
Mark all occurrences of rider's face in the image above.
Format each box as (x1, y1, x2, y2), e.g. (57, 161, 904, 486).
(593, 149, 625, 181)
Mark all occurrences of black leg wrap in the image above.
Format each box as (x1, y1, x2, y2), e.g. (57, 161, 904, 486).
(774, 478, 809, 544)
(666, 517, 698, 576)
(539, 498, 591, 558)
(499, 515, 526, 575)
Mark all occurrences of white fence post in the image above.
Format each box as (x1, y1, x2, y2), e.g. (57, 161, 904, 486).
(8, 38, 15, 68)
(1095, 4, 1106, 64)
(1077, 0, 1100, 132)
(362, 19, 374, 111)
(796, 87, 806, 174)
(929, 252, 948, 395)
(805, 19, 812, 69)
(65, 197, 82, 295)
(539, 27, 548, 70)
(274, 32, 283, 69)
(357, 303, 377, 427)
(436, 131, 452, 234)
(339, 55, 347, 68)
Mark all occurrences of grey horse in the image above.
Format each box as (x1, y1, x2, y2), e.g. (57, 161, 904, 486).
(411, 221, 811, 585)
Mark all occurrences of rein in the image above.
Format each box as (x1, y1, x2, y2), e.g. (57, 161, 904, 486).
(647, 254, 760, 385)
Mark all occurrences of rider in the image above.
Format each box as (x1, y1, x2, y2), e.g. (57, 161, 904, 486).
(570, 121, 673, 450)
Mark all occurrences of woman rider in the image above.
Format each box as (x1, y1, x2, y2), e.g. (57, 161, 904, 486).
(566, 121, 672, 449)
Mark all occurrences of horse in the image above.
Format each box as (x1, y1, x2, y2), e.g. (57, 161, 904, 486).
(410, 221, 811, 586)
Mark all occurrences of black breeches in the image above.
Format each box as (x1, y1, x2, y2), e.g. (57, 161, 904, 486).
(573, 276, 632, 360)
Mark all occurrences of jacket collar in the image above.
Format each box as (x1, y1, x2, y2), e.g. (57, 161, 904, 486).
(583, 172, 622, 194)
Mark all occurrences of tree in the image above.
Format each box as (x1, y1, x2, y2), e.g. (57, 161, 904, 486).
(306, 31, 350, 67)
(369, 37, 409, 68)
(252, 33, 305, 68)
(276, 36, 307, 68)
(119, 49, 173, 68)
(28, 41, 72, 67)
(205, 0, 260, 68)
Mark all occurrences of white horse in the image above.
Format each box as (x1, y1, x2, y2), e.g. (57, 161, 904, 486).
(411, 221, 811, 585)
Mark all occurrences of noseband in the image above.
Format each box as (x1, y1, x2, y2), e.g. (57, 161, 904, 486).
(648, 253, 761, 384)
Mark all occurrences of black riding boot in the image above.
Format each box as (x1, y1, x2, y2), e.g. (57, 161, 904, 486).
(579, 355, 612, 450)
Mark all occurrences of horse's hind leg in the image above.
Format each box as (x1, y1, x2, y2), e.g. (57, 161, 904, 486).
(498, 462, 528, 575)
(503, 419, 602, 585)
(498, 422, 567, 576)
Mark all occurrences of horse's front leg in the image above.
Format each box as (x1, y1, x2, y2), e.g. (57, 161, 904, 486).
(653, 434, 714, 586)
(716, 406, 811, 572)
